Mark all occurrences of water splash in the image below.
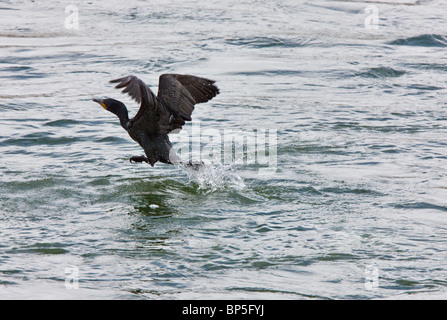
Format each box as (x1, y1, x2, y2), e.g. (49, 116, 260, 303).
(181, 163, 245, 193)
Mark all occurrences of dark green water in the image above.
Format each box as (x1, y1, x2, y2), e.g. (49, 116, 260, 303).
(1, 0, 447, 299)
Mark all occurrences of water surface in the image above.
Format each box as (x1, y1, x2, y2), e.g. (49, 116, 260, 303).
(1, 0, 447, 299)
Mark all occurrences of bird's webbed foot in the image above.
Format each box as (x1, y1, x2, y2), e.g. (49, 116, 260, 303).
(129, 155, 149, 164)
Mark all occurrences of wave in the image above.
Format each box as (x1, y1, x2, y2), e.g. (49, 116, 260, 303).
(2, 133, 78, 146)
(355, 66, 406, 78)
(225, 36, 316, 48)
(392, 201, 447, 212)
(227, 69, 303, 76)
(388, 34, 447, 47)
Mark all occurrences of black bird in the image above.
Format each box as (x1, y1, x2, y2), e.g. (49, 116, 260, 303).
(93, 74, 219, 166)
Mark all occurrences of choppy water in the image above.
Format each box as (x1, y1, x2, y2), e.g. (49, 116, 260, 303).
(1, 0, 447, 299)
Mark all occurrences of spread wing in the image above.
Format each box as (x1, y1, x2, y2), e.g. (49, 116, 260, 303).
(110, 74, 219, 134)
(109, 75, 160, 131)
(157, 74, 219, 132)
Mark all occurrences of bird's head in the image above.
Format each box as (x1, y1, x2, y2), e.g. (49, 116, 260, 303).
(92, 98, 125, 115)
(93, 98, 129, 129)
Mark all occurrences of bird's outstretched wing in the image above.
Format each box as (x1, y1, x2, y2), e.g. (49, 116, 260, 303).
(110, 75, 160, 130)
(157, 74, 219, 131)
(110, 74, 219, 134)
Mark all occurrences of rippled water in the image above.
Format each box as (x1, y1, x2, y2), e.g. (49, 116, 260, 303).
(1, 0, 447, 299)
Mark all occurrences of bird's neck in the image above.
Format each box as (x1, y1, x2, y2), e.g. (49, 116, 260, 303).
(115, 106, 130, 130)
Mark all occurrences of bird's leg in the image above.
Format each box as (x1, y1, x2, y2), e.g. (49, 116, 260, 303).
(129, 155, 149, 164)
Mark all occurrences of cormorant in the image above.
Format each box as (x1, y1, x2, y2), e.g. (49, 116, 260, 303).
(93, 74, 219, 167)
